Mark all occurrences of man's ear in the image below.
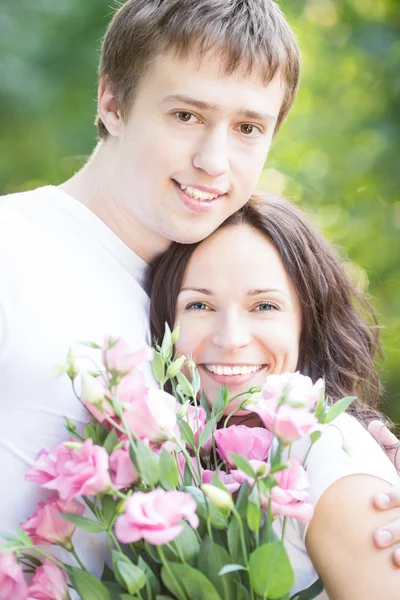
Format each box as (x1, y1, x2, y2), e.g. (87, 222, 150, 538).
(97, 76, 122, 137)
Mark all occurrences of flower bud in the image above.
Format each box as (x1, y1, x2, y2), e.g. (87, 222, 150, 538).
(81, 372, 105, 407)
(66, 347, 79, 381)
(166, 355, 186, 379)
(202, 484, 234, 511)
(171, 324, 181, 344)
(63, 441, 82, 450)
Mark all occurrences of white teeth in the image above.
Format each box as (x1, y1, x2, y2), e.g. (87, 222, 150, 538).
(179, 183, 219, 201)
(204, 364, 263, 376)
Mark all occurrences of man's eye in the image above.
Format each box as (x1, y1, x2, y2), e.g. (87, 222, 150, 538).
(186, 302, 209, 311)
(239, 123, 261, 137)
(255, 302, 278, 312)
(175, 111, 196, 123)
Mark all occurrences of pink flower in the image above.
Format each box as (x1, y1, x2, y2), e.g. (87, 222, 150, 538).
(123, 388, 178, 442)
(202, 469, 240, 494)
(252, 373, 323, 444)
(27, 560, 70, 600)
(214, 425, 272, 466)
(21, 496, 84, 549)
(262, 458, 314, 523)
(231, 459, 271, 488)
(264, 373, 323, 409)
(110, 442, 139, 489)
(103, 337, 152, 375)
(115, 489, 199, 545)
(184, 404, 207, 443)
(26, 439, 111, 501)
(0, 553, 28, 600)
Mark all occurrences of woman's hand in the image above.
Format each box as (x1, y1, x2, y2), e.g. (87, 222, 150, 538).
(368, 420, 400, 566)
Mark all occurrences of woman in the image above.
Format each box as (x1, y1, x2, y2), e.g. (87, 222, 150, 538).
(148, 193, 400, 599)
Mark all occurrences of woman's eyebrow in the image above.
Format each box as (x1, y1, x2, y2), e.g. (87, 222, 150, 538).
(248, 288, 291, 299)
(179, 287, 213, 296)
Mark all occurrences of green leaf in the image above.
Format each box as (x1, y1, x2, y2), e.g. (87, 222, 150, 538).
(176, 371, 193, 397)
(84, 422, 98, 443)
(235, 481, 250, 518)
(160, 448, 179, 490)
(60, 513, 104, 533)
(130, 439, 160, 486)
(229, 453, 256, 478)
(111, 550, 146, 595)
(228, 519, 246, 564)
(246, 486, 261, 533)
(69, 566, 112, 600)
(211, 386, 227, 421)
(101, 496, 117, 526)
(323, 396, 357, 424)
(198, 417, 216, 449)
(103, 428, 118, 455)
(161, 562, 223, 600)
(218, 563, 247, 576)
(152, 351, 165, 383)
(199, 392, 211, 419)
(178, 418, 195, 449)
(197, 537, 238, 599)
(310, 430, 322, 445)
(138, 556, 161, 599)
(192, 370, 201, 396)
(290, 577, 324, 599)
(163, 521, 200, 565)
(248, 541, 294, 599)
(79, 341, 102, 350)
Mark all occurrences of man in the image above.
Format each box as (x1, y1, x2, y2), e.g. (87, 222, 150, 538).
(1, 0, 399, 574)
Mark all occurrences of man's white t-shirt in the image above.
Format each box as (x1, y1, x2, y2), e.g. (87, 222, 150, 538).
(0, 185, 152, 576)
(273, 413, 399, 599)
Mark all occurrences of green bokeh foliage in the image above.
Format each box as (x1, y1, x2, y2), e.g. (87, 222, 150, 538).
(1, 1, 399, 423)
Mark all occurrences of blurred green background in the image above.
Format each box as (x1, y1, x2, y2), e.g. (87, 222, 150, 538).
(1, 1, 399, 422)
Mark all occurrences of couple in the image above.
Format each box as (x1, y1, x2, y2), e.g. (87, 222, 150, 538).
(0, 0, 399, 597)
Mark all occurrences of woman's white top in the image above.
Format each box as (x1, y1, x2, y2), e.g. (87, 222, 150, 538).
(273, 413, 399, 598)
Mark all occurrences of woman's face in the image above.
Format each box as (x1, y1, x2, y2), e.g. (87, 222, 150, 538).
(175, 224, 302, 407)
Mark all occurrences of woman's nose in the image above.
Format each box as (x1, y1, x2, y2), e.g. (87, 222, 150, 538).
(211, 313, 251, 352)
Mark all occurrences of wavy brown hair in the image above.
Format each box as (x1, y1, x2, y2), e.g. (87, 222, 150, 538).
(148, 193, 386, 426)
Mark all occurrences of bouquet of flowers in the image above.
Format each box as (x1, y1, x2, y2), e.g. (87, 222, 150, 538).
(0, 327, 354, 600)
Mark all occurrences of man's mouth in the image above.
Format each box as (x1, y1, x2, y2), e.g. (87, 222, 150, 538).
(173, 180, 226, 202)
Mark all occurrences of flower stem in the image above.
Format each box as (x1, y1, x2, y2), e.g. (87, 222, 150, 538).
(70, 546, 88, 571)
(158, 546, 188, 600)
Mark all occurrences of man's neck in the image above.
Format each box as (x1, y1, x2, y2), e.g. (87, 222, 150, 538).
(59, 142, 171, 264)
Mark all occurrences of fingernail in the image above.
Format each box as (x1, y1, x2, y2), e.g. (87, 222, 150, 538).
(375, 529, 393, 547)
(376, 493, 391, 509)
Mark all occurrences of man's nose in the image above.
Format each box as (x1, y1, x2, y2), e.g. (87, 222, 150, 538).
(192, 128, 230, 178)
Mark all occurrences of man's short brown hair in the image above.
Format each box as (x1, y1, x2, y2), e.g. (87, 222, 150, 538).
(96, 0, 300, 139)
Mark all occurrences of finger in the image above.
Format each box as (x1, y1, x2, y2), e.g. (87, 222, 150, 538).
(373, 487, 400, 510)
(393, 547, 400, 568)
(373, 518, 400, 549)
(368, 420, 400, 467)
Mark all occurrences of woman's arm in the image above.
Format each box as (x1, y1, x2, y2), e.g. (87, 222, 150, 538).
(368, 420, 400, 565)
(306, 474, 400, 599)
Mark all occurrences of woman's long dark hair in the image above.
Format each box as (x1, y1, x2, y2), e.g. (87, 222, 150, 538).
(148, 192, 387, 426)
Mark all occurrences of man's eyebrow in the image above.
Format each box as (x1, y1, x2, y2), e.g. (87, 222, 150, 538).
(161, 94, 275, 123)
(179, 287, 213, 296)
(248, 288, 291, 299)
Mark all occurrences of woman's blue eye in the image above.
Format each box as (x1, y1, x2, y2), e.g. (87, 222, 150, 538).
(186, 302, 208, 311)
(256, 302, 277, 311)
